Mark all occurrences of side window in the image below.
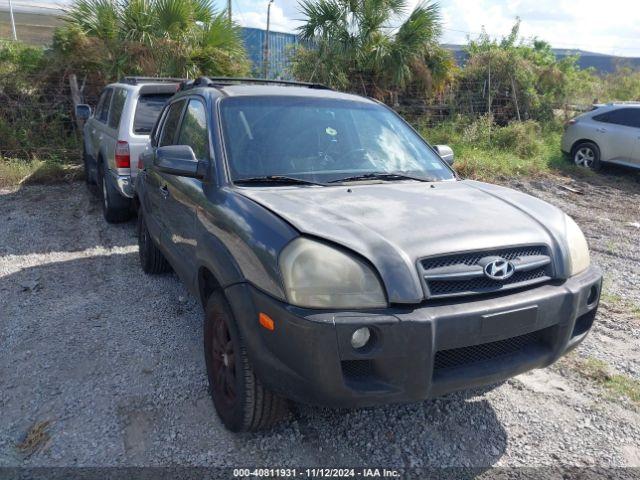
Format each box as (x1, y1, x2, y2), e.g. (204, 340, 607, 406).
(177, 99, 209, 159)
(97, 88, 113, 123)
(619, 108, 640, 128)
(108, 88, 127, 129)
(151, 107, 168, 146)
(595, 108, 640, 128)
(94, 90, 108, 120)
(593, 112, 610, 123)
(159, 100, 186, 147)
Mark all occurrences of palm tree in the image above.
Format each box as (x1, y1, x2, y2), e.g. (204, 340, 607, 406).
(294, 0, 447, 96)
(61, 0, 249, 79)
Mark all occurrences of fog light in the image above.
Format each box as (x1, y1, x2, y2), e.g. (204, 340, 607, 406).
(351, 327, 371, 350)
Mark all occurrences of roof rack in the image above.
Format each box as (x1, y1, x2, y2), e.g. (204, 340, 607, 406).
(179, 77, 331, 91)
(119, 76, 185, 85)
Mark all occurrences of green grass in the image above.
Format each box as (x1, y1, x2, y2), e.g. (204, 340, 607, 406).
(599, 280, 640, 319)
(600, 290, 623, 306)
(0, 158, 37, 188)
(418, 116, 591, 182)
(575, 357, 640, 405)
(0, 157, 82, 188)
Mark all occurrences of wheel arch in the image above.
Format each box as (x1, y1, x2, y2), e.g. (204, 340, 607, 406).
(571, 138, 600, 157)
(198, 266, 224, 307)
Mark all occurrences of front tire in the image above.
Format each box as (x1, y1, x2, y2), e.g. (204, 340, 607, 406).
(572, 141, 601, 171)
(204, 291, 289, 432)
(99, 165, 131, 223)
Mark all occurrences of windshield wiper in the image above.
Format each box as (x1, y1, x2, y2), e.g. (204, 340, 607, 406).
(328, 172, 434, 183)
(233, 175, 327, 186)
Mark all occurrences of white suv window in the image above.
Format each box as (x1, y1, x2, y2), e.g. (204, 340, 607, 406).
(108, 88, 127, 129)
(96, 88, 113, 124)
(594, 108, 640, 128)
(134, 93, 174, 134)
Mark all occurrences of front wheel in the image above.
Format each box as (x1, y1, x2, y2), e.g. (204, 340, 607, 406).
(204, 291, 289, 432)
(572, 142, 601, 171)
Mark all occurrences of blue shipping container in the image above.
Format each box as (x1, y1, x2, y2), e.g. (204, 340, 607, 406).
(241, 27, 301, 79)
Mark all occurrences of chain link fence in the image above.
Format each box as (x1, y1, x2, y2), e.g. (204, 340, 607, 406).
(1, 71, 591, 163)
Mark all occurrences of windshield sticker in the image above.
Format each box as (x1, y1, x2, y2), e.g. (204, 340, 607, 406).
(325, 127, 337, 136)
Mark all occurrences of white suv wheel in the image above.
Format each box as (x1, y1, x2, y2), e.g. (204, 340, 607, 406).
(574, 146, 595, 168)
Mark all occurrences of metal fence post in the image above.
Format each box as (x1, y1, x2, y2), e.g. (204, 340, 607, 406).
(8, 0, 18, 41)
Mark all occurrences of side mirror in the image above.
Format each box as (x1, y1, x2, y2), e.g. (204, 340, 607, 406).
(75, 104, 92, 120)
(155, 145, 208, 178)
(434, 144, 454, 166)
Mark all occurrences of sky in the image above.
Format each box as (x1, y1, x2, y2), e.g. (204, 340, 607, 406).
(231, 0, 640, 57)
(7, 0, 640, 56)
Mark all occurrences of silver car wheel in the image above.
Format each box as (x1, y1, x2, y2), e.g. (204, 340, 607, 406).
(574, 147, 595, 168)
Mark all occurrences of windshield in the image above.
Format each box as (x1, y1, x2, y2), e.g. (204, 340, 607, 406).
(220, 96, 454, 184)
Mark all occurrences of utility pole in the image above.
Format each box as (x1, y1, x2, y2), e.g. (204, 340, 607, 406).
(262, 0, 274, 79)
(227, 0, 232, 22)
(8, 0, 18, 41)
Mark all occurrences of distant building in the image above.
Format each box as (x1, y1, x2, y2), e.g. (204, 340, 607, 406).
(241, 27, 301, 79)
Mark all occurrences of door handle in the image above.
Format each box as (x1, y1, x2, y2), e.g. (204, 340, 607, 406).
(159, 185, 169, 199)
(596, 128, 606, 133)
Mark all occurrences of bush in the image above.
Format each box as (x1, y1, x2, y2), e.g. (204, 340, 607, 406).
(418, 115, 575, 181)
(0, 41, 80, 161)
(491, 120, 542, 157)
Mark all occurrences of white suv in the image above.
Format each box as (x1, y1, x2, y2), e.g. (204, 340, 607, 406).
(561, 103, 640, 171)
(76, 77, 181, 222)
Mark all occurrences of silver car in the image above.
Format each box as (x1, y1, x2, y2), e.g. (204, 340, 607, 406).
(561, 103, 640, 171)
(76, 77, 181, 222)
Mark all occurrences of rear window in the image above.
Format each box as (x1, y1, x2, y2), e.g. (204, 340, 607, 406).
(133, 94, 173, 134)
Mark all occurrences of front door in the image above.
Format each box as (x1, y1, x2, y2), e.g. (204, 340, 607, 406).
(146, 99, 187, 248)
(159, 98, 210, 282)
(593, 108, 638, 163)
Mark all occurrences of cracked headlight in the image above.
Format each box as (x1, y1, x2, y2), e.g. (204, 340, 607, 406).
(565, 214, 590, 276)
(279, 238, 386, 309)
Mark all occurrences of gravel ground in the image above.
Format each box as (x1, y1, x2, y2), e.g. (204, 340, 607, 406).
(1, 169, 639, 469)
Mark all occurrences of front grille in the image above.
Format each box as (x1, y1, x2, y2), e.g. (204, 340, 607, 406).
(421, 246, 547, 271)
(434, 328, 549, 372)
(419, 245, 552, 299)
(428, 268, 548, 296)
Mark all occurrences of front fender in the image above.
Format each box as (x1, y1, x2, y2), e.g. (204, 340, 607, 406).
(195, 187, 299, 301)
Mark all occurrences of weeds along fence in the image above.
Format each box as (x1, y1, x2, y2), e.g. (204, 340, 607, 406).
(0, 72, 590, 164)
(0, 72, 107, 163)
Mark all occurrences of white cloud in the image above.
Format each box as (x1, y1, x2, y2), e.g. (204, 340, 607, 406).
(233, 0, 640, 56)
(12, 0, 640, 56)
(438, 0, 640, 56)
(233, 0, 302, 33)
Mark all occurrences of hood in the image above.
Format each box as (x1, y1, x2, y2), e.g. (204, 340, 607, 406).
(237, 180, 568, 303)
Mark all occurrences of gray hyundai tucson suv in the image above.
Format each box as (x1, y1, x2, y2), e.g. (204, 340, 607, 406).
(136, 77, 602, 432)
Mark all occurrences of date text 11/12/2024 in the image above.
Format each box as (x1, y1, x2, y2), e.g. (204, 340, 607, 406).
(232, 468, 401, 478)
